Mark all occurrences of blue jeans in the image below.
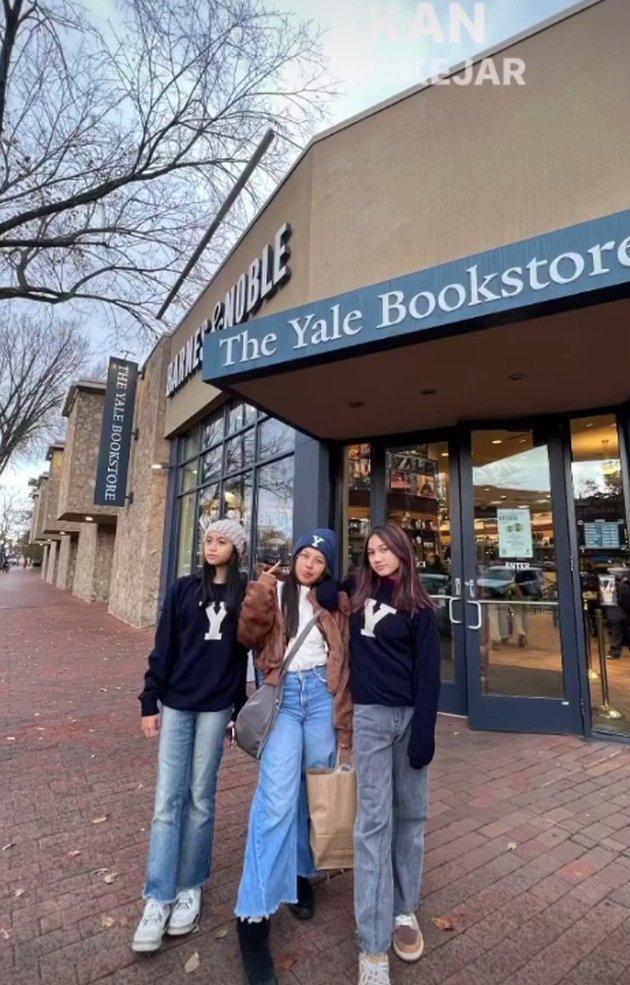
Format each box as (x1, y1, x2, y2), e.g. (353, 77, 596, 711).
(235, 668, 336, 918)
(143, 704, 232, 903)
(353, 705, 429, 955)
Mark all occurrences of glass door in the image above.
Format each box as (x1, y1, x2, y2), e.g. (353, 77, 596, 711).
(570, 414, 630, 736)
(461, 424, 584, 733)
(384, 437, 467, 716)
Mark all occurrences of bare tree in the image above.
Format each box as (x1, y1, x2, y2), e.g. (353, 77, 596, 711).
(0, 0, 332, 336)
(0, 483, 30, 542)
(0, 311, 89, 476)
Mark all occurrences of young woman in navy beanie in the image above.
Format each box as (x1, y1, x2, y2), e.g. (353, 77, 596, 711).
(234, 528, 352, 985)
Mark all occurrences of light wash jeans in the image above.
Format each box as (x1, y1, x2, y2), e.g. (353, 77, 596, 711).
(143, 704, 232, 903)
(353, 705, 429, 955)
(235, 668, 336, 918)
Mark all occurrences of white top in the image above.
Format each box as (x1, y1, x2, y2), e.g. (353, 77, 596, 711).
(279, 583, 329, 672)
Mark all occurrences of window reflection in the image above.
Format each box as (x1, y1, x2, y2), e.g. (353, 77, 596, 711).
(224, 429, 255, 475)
(571, 415, 630, 734)
(255, 457, 294, 567)
(175, 402, 296, 580)
(386, 442, 453, 682)
(201, 415, 224, 450)
(345, 444, 371, 573)
(471, 429, 563, 699)
(176, 494, 195, 577)
(201, 445, 222, 483)
(259, 418, 294, 459)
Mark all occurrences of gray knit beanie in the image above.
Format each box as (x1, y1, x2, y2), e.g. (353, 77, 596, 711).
(200, 518, 246, 558)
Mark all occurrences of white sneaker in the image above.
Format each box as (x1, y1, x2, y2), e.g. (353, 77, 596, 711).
(358, 952, 390, 985)
(131, 899, 171, 953)
(166, 887, 202, 935)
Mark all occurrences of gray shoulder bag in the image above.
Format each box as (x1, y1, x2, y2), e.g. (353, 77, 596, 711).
(235, 614, 319, 760)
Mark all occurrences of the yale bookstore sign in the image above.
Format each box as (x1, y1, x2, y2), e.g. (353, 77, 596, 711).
(202, 210, 630, 383)
(166, 222, 292, 397)
(94, 358, 139, 507)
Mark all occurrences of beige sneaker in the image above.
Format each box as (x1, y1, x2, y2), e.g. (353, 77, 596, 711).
(358, 952, 390, 985)
(392, 912, 424, 962)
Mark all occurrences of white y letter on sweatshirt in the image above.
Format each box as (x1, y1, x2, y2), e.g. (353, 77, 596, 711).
(205, 602, 228, 641)
(361, 599, 397, 638)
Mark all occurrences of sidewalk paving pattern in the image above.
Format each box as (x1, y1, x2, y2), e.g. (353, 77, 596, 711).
(2, 571, 630, 985)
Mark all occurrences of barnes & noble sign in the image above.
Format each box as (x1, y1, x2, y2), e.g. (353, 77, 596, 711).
(166, 222, 292, 397)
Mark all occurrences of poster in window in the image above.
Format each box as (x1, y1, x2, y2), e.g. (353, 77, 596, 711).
(497, 508, 533, 559)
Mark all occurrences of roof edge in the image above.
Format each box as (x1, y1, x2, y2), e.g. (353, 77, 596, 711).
(62, 378, 107, 418)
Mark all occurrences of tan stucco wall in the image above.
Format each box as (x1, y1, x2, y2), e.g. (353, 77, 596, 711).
(56, 534, 78, 591)
(73, 524, 116, 603)
(109, 339, 172, 627)
(164, 0, 629, 431)
(58, 387, 121, 523)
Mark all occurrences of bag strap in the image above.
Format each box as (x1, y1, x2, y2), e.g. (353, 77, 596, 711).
(279, 613, 319, 679)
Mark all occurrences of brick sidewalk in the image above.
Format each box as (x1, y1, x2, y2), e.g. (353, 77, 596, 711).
(2, 571, 630, 985)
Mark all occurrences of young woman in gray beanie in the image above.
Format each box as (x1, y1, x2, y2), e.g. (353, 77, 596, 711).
(133, 519, 249, 953)
(234, 528, 352, 985)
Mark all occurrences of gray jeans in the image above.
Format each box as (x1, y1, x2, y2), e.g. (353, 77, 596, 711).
(353, 704, 429, 955)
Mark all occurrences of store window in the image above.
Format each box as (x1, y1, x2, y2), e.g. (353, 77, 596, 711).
(176, 494, 196, 577)
(255, 457, 294, 567)
(174, 401, 295, 578)
(343, 444, 371, 574)
(571, 415, 630, 733)
(385, 442, 454, 682)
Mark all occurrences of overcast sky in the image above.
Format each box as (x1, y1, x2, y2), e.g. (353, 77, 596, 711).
(4, 0, 583, 500)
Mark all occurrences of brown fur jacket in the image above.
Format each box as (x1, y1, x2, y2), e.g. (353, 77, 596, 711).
(237, 569, 353, 748)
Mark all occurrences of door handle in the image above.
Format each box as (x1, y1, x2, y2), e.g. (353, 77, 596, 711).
(467, 600, 482, 631)
(448, 596, 463, 625)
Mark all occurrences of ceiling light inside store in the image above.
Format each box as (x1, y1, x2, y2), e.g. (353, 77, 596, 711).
(492, 439, 502, 445)
(85, 516, 94, 522)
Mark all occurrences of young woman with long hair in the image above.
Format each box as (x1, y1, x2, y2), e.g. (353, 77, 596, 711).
(235, 528, 352, 985)
(349, 521, 440, 985)
(132, 519, 249, 953)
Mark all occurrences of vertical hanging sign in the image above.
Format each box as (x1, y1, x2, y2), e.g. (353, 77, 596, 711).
(94, 358, 139, 507)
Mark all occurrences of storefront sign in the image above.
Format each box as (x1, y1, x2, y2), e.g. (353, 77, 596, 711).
(167, 222, 292, 397)
(94, 358, 139, 507)
(202, 209, 630, 383)
(497, 508, 533, 559)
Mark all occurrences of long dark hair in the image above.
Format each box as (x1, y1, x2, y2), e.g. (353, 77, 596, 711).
(199, 550, 245, 615)
(281, 555, 336, 640)
(351, 521, 435, 615)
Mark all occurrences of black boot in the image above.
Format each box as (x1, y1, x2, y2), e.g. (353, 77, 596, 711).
(237, 918, 277, 985)
(288, 876, 314, 920)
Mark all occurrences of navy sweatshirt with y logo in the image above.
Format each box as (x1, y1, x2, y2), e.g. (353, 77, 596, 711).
(349, 578, 441, 769)
(139, 574, 248, 717)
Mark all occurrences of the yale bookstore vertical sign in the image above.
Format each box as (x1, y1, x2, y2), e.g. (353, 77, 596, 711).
(94, 358, 139, 507)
